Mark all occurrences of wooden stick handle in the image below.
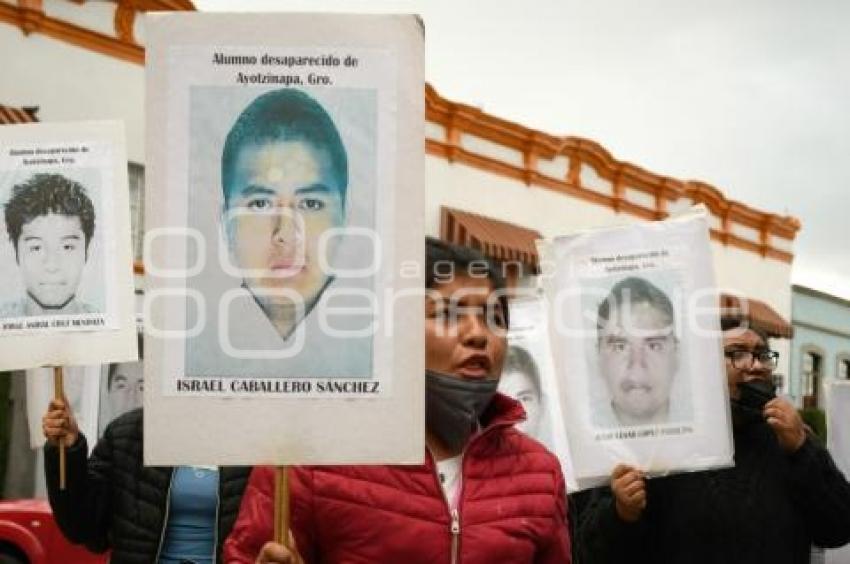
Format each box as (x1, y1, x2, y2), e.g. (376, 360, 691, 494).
(274, 466, 290, 548)
(53, 366, 66, 491)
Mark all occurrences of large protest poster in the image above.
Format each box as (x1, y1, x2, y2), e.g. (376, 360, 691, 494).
(0, 121, 138, 371)
(826, 381, 850, 564)
(144, 13, 424, 465)
(500, 295, 578, 491)
(540, 209, 733, 487)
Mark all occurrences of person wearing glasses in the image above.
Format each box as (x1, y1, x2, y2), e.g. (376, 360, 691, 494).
(574, 316, 850, 564)
(594, 277, 680, 427)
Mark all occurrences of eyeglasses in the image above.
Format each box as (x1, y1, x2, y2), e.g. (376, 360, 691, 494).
(724, 349, 779, 370)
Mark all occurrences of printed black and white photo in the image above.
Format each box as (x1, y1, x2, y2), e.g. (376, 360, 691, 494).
(0, 121, 138, 371)
(586, 274, 693, 429)
(542, 210, 733, 486)
(0, 171, 106, 327)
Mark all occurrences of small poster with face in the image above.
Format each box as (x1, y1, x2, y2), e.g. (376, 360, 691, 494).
(0, 121, 138, 370)
(539, 209, 733, 487)
(500, 295, 578, 491)
(145, 13, 424, 465)
(98, 330, 144, 436)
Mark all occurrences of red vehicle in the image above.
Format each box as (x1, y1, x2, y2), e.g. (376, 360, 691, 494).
(0, 499, 106, 564)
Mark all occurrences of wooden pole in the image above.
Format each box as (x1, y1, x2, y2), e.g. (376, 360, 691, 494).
(274, 466, 290, 548)
(53, 366, 66, 491)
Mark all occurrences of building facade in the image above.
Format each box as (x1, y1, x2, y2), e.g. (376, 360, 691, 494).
(2, 0, 804, 496)
(790, 285, 850, 409)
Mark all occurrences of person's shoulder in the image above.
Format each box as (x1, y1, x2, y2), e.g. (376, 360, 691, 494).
(482, 425, 562, 469)
(510, 428, 561, 458)
(104, 408, 143, 439)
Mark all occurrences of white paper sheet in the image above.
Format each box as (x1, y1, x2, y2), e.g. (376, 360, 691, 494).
(500, 295, 579, 491)
(0, 121, 138, 370)
(144, 12, 424, 466)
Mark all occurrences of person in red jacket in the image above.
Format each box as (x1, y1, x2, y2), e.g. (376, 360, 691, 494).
(224, 238, 572, 564)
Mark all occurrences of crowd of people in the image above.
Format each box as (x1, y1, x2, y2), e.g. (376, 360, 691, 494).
(26, 92, 850, 564)
(40, 238, 850, 564)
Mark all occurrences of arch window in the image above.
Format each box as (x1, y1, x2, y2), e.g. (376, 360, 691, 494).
(801, 347, 823, 409)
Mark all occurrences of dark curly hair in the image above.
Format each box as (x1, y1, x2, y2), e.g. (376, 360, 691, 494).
(4, 173, 96, 256)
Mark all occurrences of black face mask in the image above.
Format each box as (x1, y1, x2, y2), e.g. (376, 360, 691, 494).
(731, 379, 776, 426)
(425, 370, 499, 453)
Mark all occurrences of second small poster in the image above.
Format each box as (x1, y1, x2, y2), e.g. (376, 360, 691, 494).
(541, 210, 733, 487)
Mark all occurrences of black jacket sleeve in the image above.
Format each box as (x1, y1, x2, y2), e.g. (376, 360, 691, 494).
(573, 486, 650, 564)
(44, 431, 113, 553)
(788, 437, 850, 548)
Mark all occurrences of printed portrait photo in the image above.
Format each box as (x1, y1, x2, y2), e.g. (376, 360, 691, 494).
(184, 86, 377, 379)
(499, 344, 546, 439)
(583, 273, 694, 429)
(0, 170, 107, 324)
(98, 332, 144, 436)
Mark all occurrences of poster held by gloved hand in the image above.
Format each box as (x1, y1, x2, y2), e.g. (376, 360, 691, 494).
(540, 209, 733, 488)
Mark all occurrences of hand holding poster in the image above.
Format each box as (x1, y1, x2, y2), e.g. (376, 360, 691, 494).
(144, 13, 424, 466)
(540, 209, 733, 487)
(0, 121, 138, 370)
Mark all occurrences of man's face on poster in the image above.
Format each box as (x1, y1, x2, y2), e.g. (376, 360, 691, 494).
(16, 213, 87, 308)
(225, 139, 345, 311)
(108, 361, 143, 417)
(499, 368, 542, 437)
(597, 300, 679, 424)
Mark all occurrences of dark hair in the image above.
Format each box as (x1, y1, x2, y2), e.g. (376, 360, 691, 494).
(425, 237, 510, 329)
(221, 89, 348, 208)
(597, 276, 675, 334)
(720, 316, 770, 346)
(503, 345, 541, 396)
(107, 333, 143, 390)
(4, 173, 96, 252)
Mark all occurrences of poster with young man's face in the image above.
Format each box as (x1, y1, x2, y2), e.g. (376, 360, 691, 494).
(145, 13, 424, 466)
(184, 87, 376, 382)
(540, 210, 733, 488)
(0, 122, 137, 371)
(98, 330, 145, 436)
(500, 296, 578, 491)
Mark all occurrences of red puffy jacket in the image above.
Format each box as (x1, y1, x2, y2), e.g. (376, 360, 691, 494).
(224, 393, 571, 564)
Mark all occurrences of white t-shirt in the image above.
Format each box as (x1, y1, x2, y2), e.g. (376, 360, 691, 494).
(436, 454, 463, 509)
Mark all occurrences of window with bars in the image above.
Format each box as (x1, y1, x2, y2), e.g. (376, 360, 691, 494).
(838, 356, 850, 380)
(802, 350, 822, 408)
